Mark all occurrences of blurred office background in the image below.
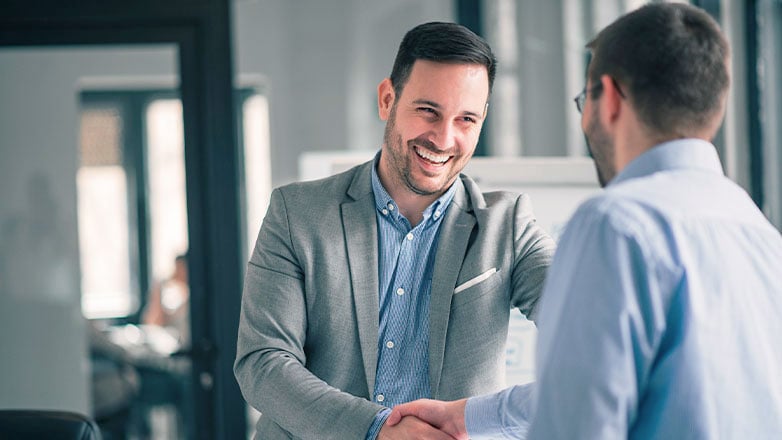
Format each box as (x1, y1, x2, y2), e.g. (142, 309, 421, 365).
(1, 0, 780, 439)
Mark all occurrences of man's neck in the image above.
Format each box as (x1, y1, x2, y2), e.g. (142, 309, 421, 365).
(613, 115, 660, 175)
(390, 191, 440, 227)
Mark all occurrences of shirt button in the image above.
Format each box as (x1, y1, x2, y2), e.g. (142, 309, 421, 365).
(381, 208, 389, 215)
(396, 287, 404, 296)
(388, 203, 395, 211)
(386, 340, 395, 349)
(376, 394, 385, 402)
(434, 210, 441, 218)
(406, 233, 414, 241)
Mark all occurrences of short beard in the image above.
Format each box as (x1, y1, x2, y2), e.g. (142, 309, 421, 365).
(382, 105, 438, 196)
(585, 109, 615, 188)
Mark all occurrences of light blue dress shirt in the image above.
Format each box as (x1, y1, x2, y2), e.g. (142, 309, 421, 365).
(365, 161, 458, 439)
(466, 139, 782, 439)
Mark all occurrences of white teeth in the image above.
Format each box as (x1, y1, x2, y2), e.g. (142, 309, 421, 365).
(415, 146, 450, 163)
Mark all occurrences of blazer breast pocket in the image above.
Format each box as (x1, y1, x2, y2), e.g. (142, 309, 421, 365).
(451, 268, 503, 310)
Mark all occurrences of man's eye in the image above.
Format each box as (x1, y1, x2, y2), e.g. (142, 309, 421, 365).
(418, 107, 436, 114)
(461, 116, 476, 124)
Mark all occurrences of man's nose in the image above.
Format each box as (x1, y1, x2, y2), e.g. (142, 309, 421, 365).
(432, 120, 455, 150)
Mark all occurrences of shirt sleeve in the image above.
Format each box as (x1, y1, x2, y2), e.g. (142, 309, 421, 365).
(465, 198, 676, 439)
(365, 408, 392, 440)
(527, 199, 673, 439)
(465, 382, 536, 439)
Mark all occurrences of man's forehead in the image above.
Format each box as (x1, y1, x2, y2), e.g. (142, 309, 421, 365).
(401, 61, 489, 104)
(408, 59, 489, 78)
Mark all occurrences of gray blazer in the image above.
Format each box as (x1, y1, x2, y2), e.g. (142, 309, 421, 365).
(234, 160, 555, 439)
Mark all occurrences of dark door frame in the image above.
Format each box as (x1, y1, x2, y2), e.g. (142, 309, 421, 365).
(0, 2, 246, 439)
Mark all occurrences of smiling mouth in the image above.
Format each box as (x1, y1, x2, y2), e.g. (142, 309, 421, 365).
(414, 146, 451, 165)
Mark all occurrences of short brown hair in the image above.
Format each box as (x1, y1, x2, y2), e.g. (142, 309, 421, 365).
(587, 3, 730, 137)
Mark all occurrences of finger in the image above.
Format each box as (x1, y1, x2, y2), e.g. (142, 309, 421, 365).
(419, 421, 458, 440)
(386, 408, 402, 426)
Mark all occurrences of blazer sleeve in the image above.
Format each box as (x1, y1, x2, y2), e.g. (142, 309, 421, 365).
(510, 193, 557, 323)
(234, 188, 382, 439)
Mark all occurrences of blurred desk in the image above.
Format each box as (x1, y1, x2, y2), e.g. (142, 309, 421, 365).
(101, 324, 191, 439)
(107, 324, 185, 360)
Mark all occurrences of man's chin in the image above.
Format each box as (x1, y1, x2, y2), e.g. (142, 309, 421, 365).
(407, 185, 440, 197)
(405, 178, 444, 197)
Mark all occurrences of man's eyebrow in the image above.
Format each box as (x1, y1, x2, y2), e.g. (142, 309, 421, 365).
(412, 99, 441, 108)
(412, 99, 483, 118)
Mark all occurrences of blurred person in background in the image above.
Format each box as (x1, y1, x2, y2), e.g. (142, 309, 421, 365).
(143, 253, 189, 349)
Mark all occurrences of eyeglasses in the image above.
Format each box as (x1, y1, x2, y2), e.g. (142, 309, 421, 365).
(574, 84, 602, 114)
(573, 78, 625, 114)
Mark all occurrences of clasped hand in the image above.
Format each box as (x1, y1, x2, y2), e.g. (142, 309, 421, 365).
(380, 398, 469, 440)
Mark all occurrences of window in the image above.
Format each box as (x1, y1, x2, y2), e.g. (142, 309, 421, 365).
(145, 99, 188, 284)
(77, 86, 271, 319)
(239, 91, 273, 259)
(78, 103, 135, 318)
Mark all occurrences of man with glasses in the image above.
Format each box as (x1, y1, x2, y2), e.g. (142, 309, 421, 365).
(388, 3, 782, 438)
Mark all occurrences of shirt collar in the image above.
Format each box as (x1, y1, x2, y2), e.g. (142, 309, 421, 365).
(610, 138, 724, 187)
(370, 152, 457, 224)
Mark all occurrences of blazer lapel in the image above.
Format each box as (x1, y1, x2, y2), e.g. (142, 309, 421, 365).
(342, 162, 380, 395)
(428, 179, 475, 396)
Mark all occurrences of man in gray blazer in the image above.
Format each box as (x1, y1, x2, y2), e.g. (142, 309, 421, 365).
(234, 22, 555, 440)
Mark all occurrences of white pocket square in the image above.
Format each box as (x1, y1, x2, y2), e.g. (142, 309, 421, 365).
(454, 268, 498, 294)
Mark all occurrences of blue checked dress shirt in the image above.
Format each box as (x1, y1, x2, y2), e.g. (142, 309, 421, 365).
(365, 161, 458, 439)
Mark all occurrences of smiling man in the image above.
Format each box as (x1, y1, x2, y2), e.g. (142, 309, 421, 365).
(234, 22, 555, 440)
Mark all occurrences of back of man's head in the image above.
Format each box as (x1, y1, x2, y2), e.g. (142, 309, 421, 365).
(587, 3, 730, 139)
(389, 21, 497, 98)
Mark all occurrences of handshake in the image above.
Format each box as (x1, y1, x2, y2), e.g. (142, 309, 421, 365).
(379, 399, 469, 440)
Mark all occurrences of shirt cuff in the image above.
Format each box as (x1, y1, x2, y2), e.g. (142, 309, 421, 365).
(365, 407, 392, 440)
(465, 384, 535, 439)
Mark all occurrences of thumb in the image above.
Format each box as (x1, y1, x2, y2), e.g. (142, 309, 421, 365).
(387, 400, 430, 427)
(385, 407, 403, 426)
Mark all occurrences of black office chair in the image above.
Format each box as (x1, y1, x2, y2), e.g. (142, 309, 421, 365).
(0, 410, 102, 440)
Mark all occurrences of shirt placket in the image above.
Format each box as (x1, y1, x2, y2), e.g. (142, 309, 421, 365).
(375, 214, 426, 404)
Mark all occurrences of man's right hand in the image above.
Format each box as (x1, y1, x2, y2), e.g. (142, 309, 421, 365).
(378, 415, 458, 440)
(385, 399, 469, 440)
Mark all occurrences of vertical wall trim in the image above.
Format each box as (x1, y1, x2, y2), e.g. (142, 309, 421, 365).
(456, 0, 490, 156)
(745, 0, 765, 208)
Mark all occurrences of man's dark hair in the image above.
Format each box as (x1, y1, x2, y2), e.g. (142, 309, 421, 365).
(389, 21, 497, 98)
(587, 3, 730, 137)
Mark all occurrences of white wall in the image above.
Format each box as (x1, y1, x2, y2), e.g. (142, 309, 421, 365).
(0, 46, 176, 414)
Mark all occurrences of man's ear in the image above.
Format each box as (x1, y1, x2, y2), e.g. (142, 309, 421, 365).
(377, 78, 395, 121)
(599, 74, 623, 126)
